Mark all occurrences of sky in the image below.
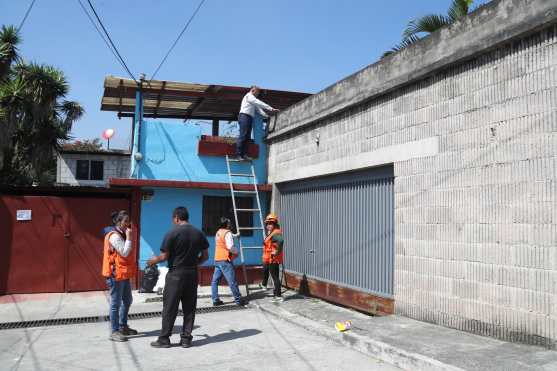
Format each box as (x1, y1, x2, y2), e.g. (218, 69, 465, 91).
(3, 0, 490, 149)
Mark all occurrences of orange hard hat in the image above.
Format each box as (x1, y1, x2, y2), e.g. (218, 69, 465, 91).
(264, 213, 279, 224)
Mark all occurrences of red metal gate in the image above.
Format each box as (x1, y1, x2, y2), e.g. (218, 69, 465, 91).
(0, 190, 132, 294)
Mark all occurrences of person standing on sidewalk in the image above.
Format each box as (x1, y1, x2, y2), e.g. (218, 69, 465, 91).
(147, 206, 209, 348)
(236, 86, 278, 160)
(262, 213, 284, 302)
(102, 210, 138, 342)
(211, 217, 246, 306)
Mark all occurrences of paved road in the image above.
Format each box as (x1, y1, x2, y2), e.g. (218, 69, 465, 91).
(0, 307, 401, 371)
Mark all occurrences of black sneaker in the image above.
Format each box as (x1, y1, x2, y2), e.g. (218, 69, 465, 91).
(110, 331, 127, 342)
(242, 155, 254, 161)
(120, 326, 138, 336)
(181, 338, 193, 348)
(236, 298, 248, 306)
(150, 338, 171, 348)
(213, 299, 225, 306)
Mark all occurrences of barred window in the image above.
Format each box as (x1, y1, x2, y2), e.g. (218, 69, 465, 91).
(202, 196, 253, 237)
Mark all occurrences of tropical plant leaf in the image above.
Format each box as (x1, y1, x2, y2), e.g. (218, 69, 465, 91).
(382, 34, 421, 58)
(448, 0, 474, 22)
(402, 15, 451, 40)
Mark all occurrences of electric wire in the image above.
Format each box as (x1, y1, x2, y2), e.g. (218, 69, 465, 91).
(149, 0, 206, 82)
(85, 0, 138, 84)
(18, 0, 37, 31)
(76, 0, 130, 78)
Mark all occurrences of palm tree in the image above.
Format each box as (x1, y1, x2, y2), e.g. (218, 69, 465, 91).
(0, 25, 84, 184)
(383, 0, 475, 57)
(0, 25, 20, 80)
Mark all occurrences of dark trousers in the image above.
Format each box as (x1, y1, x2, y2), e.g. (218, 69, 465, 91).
(159, 267, 198, 341)
(262, 263, 281, 297)
(236, 113, 253, 157)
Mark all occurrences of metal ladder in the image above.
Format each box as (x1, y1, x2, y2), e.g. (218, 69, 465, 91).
(225, 155, 266, 297)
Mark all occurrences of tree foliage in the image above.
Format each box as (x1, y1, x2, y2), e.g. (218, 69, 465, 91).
(0, 25, 84, 185)
(62, 138, 103, 152)
(382, 0, 475, 58)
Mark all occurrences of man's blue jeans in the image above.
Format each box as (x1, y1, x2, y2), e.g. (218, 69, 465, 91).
(211, 261, 242, 304)
(236, 113, 253, 157)
(106, 278, 133, 332)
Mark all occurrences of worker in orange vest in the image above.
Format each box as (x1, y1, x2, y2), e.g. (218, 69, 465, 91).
(211, 217, 246, 306)
(262, 213, 284, 301)
(102, 210, 138, 342)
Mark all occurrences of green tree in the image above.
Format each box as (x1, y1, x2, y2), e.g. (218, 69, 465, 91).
(0, 25, 84, 185)
(383, 0, 475, 57)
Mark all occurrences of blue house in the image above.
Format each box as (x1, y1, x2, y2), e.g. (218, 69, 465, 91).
(101, 76, 309, 284)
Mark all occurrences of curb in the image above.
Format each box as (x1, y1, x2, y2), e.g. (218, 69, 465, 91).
(253, 301, 465, 371)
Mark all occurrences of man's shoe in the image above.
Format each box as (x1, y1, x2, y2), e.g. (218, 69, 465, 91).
(109, 331, 127, 342)
(213, 299, 225, 306)
(120, 326, 138, 336)
(242, 155, 254, 161)
(181, 338, 193, 348)
(236, 298, 248, 306)
(258, 283, 269, 290)
(150, 338, 171, 348)
(272, 296, 284, 303)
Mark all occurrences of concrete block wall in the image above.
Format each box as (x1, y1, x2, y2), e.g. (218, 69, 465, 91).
(57, 153, 130, 187)
(267, 0, 557, 347)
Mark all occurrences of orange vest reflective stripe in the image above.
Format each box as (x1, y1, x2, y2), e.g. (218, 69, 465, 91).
(102, 231, 136, 281)
(214, 228, 234, 262)
(263, 228, 283, 264)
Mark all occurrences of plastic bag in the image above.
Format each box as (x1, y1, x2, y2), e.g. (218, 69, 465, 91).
(139, 264, 159, 293)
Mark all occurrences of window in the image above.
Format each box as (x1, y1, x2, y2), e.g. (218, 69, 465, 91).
(90, 161, 104, 180)
(75, 160, 104, 180)
(76, 160, 90, 180)
(202, 196, 253, 237)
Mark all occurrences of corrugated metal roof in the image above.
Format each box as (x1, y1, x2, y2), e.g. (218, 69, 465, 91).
(101, 76, 311, 121)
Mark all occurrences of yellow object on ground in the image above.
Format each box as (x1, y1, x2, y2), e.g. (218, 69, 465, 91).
(335, 320, 352, 332)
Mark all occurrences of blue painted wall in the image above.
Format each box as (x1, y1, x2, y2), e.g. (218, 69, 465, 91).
(139, 187, 268, 269)
(132, 118, 267, 184)
(130, 111, 270, 268)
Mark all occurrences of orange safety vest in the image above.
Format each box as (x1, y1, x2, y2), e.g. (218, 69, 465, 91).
(214, 228, 237, 262)
(262, 228, 283, 264)
(102, 230, 136, 281)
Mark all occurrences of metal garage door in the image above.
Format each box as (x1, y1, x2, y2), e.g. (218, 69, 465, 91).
(277, 165, 394, 298)
(0, 194, 130, 294)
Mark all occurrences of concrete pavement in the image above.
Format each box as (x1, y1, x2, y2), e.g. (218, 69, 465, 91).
(253, 290, 557, 371)
(2, 287, 557, 370)
(0, 308, 400, 371)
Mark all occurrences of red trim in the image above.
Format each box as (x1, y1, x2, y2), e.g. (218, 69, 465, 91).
(198, 135, 259, 158)
(110, 178, 272, 192)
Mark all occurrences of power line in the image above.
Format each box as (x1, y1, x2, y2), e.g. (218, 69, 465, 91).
(18, 0, 37, 31)
(85, 0, 138, 84)
(76, 0, 130, 77)
(149, 0, 206, 82)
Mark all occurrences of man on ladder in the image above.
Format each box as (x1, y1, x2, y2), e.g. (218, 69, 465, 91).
(262, 213, 284, 302)
(236, 85, 278, 161)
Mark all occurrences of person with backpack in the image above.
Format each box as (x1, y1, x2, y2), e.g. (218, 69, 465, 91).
(211, 217, 246, 307)
(101, 210, 138, 342)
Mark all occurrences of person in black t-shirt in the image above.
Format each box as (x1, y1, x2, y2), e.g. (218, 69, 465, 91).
(147, 206, 209, 348)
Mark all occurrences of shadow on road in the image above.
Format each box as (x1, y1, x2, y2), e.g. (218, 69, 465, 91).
(193, 329, 261, 346)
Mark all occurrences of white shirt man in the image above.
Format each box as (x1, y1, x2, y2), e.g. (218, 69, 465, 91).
(236, 86, 278, 160)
